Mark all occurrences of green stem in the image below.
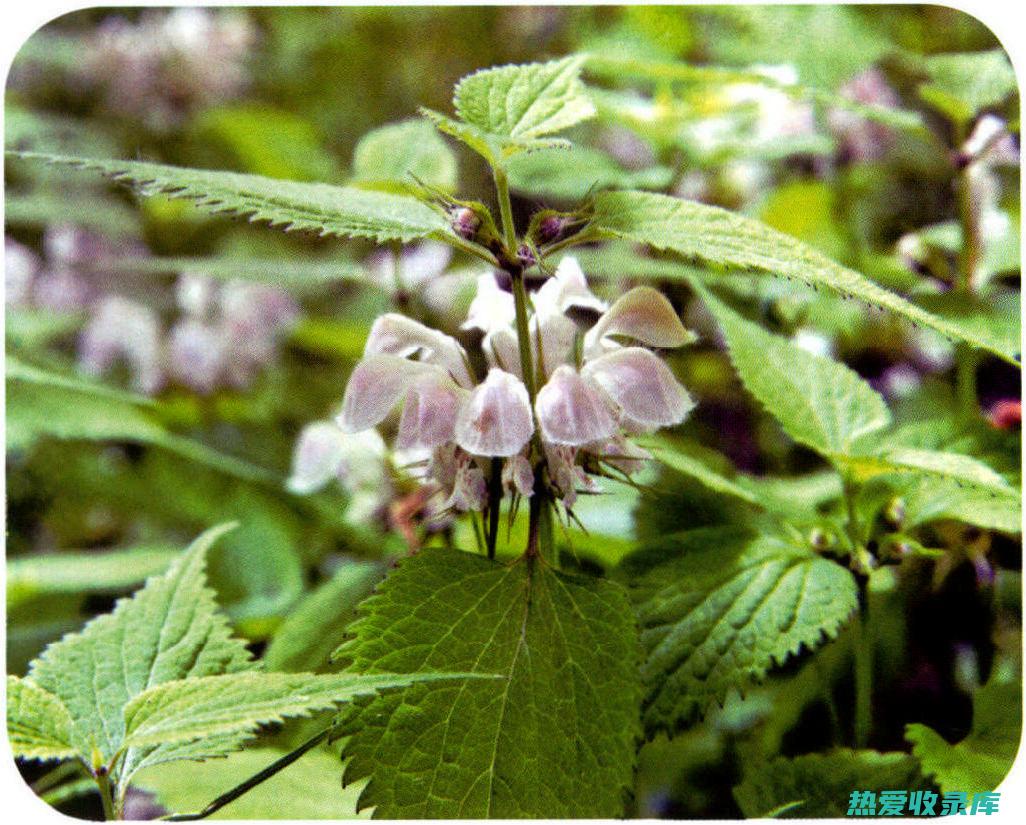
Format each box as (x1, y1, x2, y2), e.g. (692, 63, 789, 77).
(493, 165, 517, 255)
(96, 770, 116, 821)
(510, 271, 538, 409)
(853, 582, 873, 749)
(165, 727, 334, 821)
(953, 134, 981, 419)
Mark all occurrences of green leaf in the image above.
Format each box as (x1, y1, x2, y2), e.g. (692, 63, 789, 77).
(26, 524, 255, 783)
(591, 190, 1020, 364)
(337, 547, 642, 818)
(899, 477, 1021, 535)
(697, 286, 891, 458)
(638, 435, 762, 507)
(506, 144, 671, 200)
(352, 118, 458, 192)
(5, 190, 142, 238)
(907, 674, 1021, 795)
(454, 55, 595, 144)
(7, 544, 181, 611)
(8, 152, 452, 244)
(264, 561, 383, 673)
(6, 357, 275, 483)
(733, 749, 926, 817)
(840, 448, 1015, 498)
(135, 745, 367, 819)
(919, 49, 1017, 125)
(5, 308, 84, 351)
(6, 676, 77, 761)
(123, 671, 475, 750)
(622, 527, 858, 735)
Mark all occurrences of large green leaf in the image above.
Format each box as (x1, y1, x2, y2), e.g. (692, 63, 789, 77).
(840, 448, 1016, 498)
(336, 547, 642, 818)
(622, 527, 858, 735)
(8, 152, 452, 244)
(506, 144, 671, 200)
(907, 674, 1021, 795)
(733, 749, 926, 817)
(698, 287, 891, 458)
(591, 191, 1019, 364)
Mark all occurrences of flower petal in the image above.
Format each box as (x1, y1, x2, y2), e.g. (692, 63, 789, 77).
(396, 375, 465, 450)
(338, 354, 448, 433)
(286, 421, 348, 494)
(584, 286, 695, 357)
(365, 312, 474, 388)
(536, 365, 618, 446)
(535, 256, 607, 320)
(483, 327, 522, 377)
(462, 271, 515, 334)
(532, 313, 576, 378)
(584, 347, 695, 427)
(455, 368, 534, 457)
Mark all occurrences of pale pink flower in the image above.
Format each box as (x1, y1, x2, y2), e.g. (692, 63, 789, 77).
(78, 295, 163, 394)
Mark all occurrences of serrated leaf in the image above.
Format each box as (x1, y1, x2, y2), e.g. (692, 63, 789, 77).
(506, 144, 671, 200)
(698, 286, 891, 458)
(6, 676, 77, 761)
(123, 671, 477, 750)
(26, 524, 255, 783)
(898, 477, 1021, 535)
(591, 191, 1020, 364)
(622, 527, 858, 735)
(906, 674, 1021, 795)
(454, 56, 595, 144)
(733, 749, 926, 817)
(352, 118, 458, 192)
(337, 547, 642, 818)
(841, 448, 1015, 498)
(638, 435, 762, 507)
(135, 745, 368, 819)
(8, 152, 452, 244)
(919, 49, 1017, 125)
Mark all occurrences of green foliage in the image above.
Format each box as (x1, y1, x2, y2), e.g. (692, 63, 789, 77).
(122, 671, 467, 750)
(352, 118, 458, 192)
(336, 547, 642, 818)
(506, 144, 671, 200)
(264, 561, 383, 673)
(423, 56, 595, 164)
(6, 357, 274, 483)
(918, 49, 1017, 125)
(622, 527, 858, 735)
(698, 287, 891, 457)
(6, 676, 77, 761)
(638, 435, 762, 507)
(8, 152, 453, 244)
(591, 190, 1019, 364)
(7, 545, 180, 611)
(907, 673, 1022, 795)
(733, 749, 926, 817)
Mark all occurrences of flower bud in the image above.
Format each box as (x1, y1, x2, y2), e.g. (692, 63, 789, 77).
(517, 243, 536, 269)
(450, 207, 480, 241)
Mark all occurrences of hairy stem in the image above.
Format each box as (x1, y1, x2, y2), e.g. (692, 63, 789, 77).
(954, 142, 982, 419)
(853, 580, 873, 749)
(96, 770, 117, 821)
(164, 727, 333, 821)
(493, 165, 517, 255)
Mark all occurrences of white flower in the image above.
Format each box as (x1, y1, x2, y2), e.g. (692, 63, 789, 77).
(78, 296, 163, 395)
(5, 239, 40, 308)
(167, 318, 227, 395)
(454, 368, 535, 457)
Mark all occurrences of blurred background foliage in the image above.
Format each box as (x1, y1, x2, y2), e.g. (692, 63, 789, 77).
(4, 4, 1021, 819)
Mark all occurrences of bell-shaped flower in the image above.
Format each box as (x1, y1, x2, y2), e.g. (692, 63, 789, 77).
(583, 347, 695, 428)
(365, 312, 474, 388)
(454, 368, 534, 457)
(502, 452, 535, 497)
(534, 256, 607, 322)
(395, 374, 464, 450)
(583, 285, 694, 359)
(535, 365, 618, 446)
(338, 354, 461, 435)
(79, 296, 163, 395)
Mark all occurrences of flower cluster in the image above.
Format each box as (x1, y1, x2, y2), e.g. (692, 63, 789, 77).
(83, 8, 256, 129)
(291, 256, 694, 523)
